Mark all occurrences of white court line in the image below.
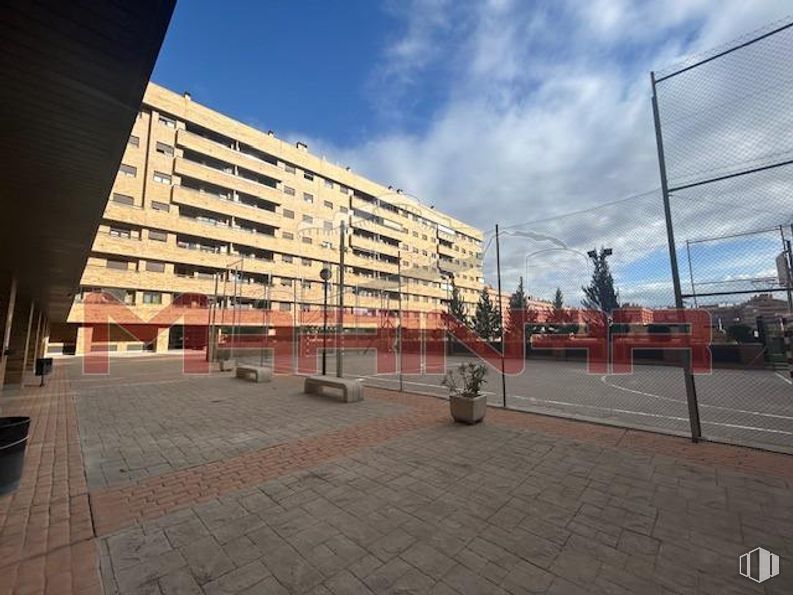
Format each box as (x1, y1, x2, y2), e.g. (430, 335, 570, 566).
(775, 372, 792, 385)
(508, 394, 793, 436)
(363, 375, 793, 435)
(600, 375, 793, 422)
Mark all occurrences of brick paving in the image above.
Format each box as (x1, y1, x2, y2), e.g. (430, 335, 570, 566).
(0, 368, 101, 595)
(1, 356, 792, 594)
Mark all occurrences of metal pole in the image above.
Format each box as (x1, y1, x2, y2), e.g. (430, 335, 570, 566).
(787, 236, 793, 315)
(231, 265, 238, 364)
(219, 270, 228, 348)
(260, 280, 267, 367)
(780, 225, 792, 312)
(292, 279, 298, 373)
(207, 273, 219, 362)
(337, 221, 345, 378)
(651, 72, 702, 442)
(685, 240, 698, 308)
(397, 248, 403, 392)
(322, 276, 328, 376)
(495, 224, 507, 408)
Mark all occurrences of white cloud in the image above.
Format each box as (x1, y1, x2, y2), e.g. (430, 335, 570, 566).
(296, 0, 792, 305)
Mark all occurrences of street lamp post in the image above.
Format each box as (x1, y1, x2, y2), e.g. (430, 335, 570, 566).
(320, 265, 332, 375)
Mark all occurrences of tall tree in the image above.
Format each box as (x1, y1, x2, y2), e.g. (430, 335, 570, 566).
(581, 248, 620, 314)
(473, 287, 501, 341)
(506, 277, 529, 336)
(446, 278, 468, 326)
(551, 287, 565, 322)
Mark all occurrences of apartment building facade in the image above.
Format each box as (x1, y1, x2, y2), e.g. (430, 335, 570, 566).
(60, 83, 484, 354)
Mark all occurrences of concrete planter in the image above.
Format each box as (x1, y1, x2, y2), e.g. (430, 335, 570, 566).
(449, 393, 487, 424)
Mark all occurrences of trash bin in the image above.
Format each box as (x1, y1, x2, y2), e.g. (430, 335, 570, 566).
(0, 417, 31, 495)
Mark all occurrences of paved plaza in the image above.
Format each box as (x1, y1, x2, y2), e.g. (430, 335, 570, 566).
(1, 355, 793, 594)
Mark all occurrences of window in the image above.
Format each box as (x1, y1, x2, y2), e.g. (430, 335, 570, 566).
(153, 172, 171, 185)
(282, 255, 293, 263)
(143, 292, 162, 304)
(323, 221, 333, 231)
(302, 237, 312, 245)
(155, 142, 174, 156)
(285, 164, 295, 174)
(321, 241, 333, 249)
(146, 261, 165, 273)
(149, 230, 167, 242)
(302, 258, 311, 266)
(302, 215, 313, 223)
(323, 200, 333, 209)
(339, 185, 347, 194)
(112, 193, 134, 206)
(279, 302, 291, 312)
(119, 164, 137, 177)
(282, 209, 294, 219)
(282, 231, 294, 240)
(283, 186, 295, 196)
(324, 179, 333, 189)
(151, 201, 170, 212)
(340, 206, 349, 214)
(280, 278, 293, 287)
(303, 193, 314, 204)
(106, 259, 128, 270)
(128, 135, 140, 147)
(158, 115, 176, 128)
(109, 226, 131, 239)
(304, 172, 314, 181)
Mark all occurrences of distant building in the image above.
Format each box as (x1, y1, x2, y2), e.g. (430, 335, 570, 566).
(701, 293, 790, 330)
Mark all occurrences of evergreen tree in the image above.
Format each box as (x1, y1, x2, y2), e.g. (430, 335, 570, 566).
(551, 287, 565, 322)
(446, 278, 468, 326)
(581, 248, 620, 314)
(506, 277, 529, 336)
(473, 287, 501, 341)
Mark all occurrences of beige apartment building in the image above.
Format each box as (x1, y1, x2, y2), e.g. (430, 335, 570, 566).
(58, 83, 484, 354)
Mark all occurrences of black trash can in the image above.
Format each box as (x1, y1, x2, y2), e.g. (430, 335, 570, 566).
(0, 417, 31, 496)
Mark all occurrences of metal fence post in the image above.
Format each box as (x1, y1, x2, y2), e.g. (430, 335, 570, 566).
(495, 224, 507, 408)
(651, 71, 702, 442)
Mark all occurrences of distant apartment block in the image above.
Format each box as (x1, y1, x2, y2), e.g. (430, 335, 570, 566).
(57, 83, 484, 354)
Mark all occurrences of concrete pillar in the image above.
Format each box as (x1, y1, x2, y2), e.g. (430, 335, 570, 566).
(3, 294, 35, 387)
(0, 274, 18, 389)
(27, 310, 43, 370)
(155, 327, 170, 353)
(75, 326, 93, 355)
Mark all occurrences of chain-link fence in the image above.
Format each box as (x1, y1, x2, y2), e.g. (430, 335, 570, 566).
(651, 17, 793, 451)
(191, 19, 793, 454)
(357, 20, 793, 453)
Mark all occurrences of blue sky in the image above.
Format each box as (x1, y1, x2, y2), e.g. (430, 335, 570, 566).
(154, 1, 456, 145)
(152, 1, 792, 304)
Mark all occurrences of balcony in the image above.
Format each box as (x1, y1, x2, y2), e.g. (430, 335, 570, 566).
(174, 157, 281, 203)
(177, 129, 283, 183)
(172, 186, 281, 229)
(79, 265, 268, 300)
(349, 233, 400, 258)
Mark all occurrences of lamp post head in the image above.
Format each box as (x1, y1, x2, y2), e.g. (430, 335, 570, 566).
(320, 266, 332, 281)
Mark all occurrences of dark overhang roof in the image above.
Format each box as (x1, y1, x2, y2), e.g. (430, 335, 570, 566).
(0, 0, 176, 321)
